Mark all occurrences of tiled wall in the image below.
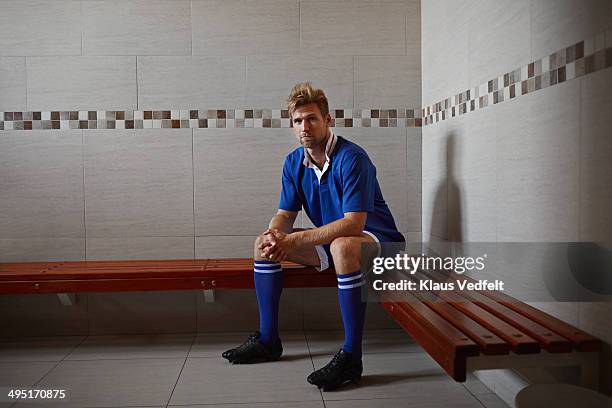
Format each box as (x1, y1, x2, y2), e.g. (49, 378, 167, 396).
(421, 0, 612, 398)
(0, 1, 421, 334)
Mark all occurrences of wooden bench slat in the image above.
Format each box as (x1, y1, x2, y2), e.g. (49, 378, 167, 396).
(410, 270, 541, 354)
(454, 274, 601, 352)
(422, 269, 573, 353)
(411, 290, 510, 355)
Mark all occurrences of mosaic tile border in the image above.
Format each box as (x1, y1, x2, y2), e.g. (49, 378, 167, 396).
(0, 109, 422, 130)
(422, 30, 612, 126)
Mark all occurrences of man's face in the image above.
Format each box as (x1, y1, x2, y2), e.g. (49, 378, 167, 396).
(291, 103, 331, 149)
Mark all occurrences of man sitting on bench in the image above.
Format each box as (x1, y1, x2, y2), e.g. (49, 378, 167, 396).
(222, 82, 405, 391)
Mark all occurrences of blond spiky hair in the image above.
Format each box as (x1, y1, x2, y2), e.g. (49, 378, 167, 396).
(287, 82, 329, 118)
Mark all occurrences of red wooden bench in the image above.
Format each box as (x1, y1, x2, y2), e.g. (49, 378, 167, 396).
(0, 258, 602, 389)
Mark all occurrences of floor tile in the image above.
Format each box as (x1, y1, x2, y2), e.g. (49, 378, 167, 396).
(14, 359, 183, 407)
(66, 334, 194, 360)
(475, 392, 510, 408)
(0, 336, 84, 363)
(306, 329, 420, 358)
(170, 354, 321, 405)
(325, 395, 482, 407)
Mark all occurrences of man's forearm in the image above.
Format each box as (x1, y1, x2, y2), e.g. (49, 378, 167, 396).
(268, 214, 294, 234)
(290, 218, 362, 247)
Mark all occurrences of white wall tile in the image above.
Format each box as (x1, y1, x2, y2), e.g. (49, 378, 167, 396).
(87, 237, 195, 260)
(531, 0, 612, 60)
(0, 58, 26, 111)
(406, 128, 422, 234)
(421, 0, 470, 106)
(457, 107, 497, 242)
(82, 0, 191, 56)
(496, 81, 580, 242)
(84, 129, 194, 237)
(27, 57, 137, 111)
(0, 131, 84, 239)
(246, 56, 353, 108)
(194, 129, 298, 236)
(468, 0, 531, 88)
(192, 0, 299, 55)
(0, 1, 81, 56)
(580, 67, 612, 242)
(196, 236, 257, 259)
(0, 238, 85, 262)
(138, 56, 246, 109)
(300, 1, 407, 55)
(355, 56, 421, 109)
(88, 291, 197, 334)
(339, 128, 410, 233)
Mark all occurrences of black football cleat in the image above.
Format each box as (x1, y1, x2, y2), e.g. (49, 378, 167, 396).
(307, 349, 363, 391)
(221, 332, 283, 364)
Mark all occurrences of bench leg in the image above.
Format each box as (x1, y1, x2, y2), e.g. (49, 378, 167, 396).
(56, 293, 76, 306)
(202, 289, 215, 303)
(580, 352, 600, 390)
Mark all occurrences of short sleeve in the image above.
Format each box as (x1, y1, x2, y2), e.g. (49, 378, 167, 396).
(278, 158, 302, 211)
(341, 153, 376, 213)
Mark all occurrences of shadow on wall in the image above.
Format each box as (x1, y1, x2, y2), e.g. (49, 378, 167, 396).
(427, 131, 463, 253)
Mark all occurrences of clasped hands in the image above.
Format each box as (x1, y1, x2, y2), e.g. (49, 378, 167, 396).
(258, 229, 297, 262)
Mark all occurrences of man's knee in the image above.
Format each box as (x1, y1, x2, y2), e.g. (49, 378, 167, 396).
(330, 237, 362, 270)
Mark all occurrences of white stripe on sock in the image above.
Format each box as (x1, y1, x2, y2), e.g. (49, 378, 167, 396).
(338, 280, 365, 289)
(337, 273, 362, 283)
(254, 268, 282, 274)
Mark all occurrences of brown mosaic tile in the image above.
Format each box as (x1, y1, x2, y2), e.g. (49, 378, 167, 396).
(335, 109, 344, 118)
(125, 120, 134, 129)
(217, 110, 226, 119)
(4, 112, 13, 121)
(162, 111, 171, 120)
(199, 119, 207, 128)
(371, 109, 379, 118)
(144, 111, 153, 120)
(558, 66, 566, 83)
(407, 109, 414, 118)
(33, 112, 41, 120)
(585, 54, 595, 74)
(70, 111, 79, 120)
(345, 118, 353, 127)
(361, 118, 371, 127)
(566, 44, 576, 63)
(470, 100, 475, 111)
(281, 109, 289, 119)
(245, 110, 253, 119)
(171, 120, 180, 128)
(190, 110, 198, 119)
(79, 120, 87, 129)
(535, 75, 541, 90)
(415, 118, 422, 127)
(235, 118, 244, 128)
(510, 84, 516, 98)
(521, 80, 528, 95)
(12, 112, 22, 121)
(594, 49, 606, 70)
(263, 118, 271, 127)
(528, 62, 534, 78)
(51, 112, 60, 121)
(0, 122, 4, 130)
(576, 41, 584, 59)
(89, 120, 97, 129)
(51, 121, 60, 129)
(389, 109, 397, 118)
(379, 118, 388, 127)
(24, 121, 32, 130)
(88, 111, 96, 120)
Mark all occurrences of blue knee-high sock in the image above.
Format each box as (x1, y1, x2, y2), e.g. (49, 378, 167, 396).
(337, 270, 367, 360)
(253, 260, 283, 344)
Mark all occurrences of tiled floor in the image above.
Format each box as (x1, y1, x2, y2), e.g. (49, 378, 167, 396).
(0, 330, 509, 408)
